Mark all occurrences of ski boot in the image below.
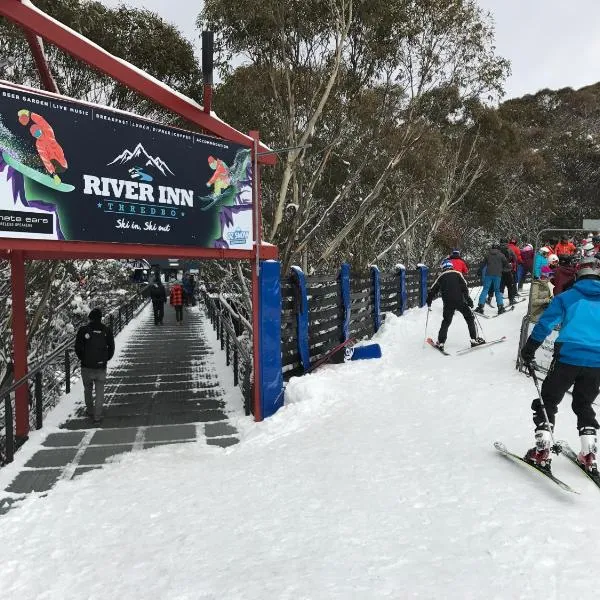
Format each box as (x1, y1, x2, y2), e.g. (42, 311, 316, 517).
(474, 304, 484, 314)
(577, 427, 598, 475)
(485, 297, 493, 307)
(435, 341, 445, 351)
(524, 428, 553, 473)
(470, 337, 486, 347)
(497, 305, 506, 315)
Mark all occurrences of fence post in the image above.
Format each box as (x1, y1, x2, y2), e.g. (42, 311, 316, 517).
(5, 394, 14, 464)
(290, 266, 310, 372)
(417, 264, 429, 308)
(339, 263, 351, 342)
(220, 317, 224, 350)
(215, 310, 220, 340)
(371, 265, 381, 332)
(35, 372, 43, 430)
(65, 349, 71, 394)
(225, 329, 230, 366)
(233, 345, 239, 387)
(397, 264, 407, 315)
(109, 314, 114, 336)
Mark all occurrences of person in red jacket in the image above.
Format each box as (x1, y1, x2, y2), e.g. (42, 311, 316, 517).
(554, 236, 576, 256)
(508, 238, 523, 267)
(170, 280, 184, 324)
(447, 249, 469, 275)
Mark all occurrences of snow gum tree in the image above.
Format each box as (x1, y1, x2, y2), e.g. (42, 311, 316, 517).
(200, 0, 509, 271)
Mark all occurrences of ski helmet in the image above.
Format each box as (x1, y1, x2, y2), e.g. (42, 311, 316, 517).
(441, 260, 453, 271)
(583, 242, 595, 256)
(576, 257, 600, 279)
(451, 248, 460, 257)
(522, 243, 533, 252)
(539, 246, 551, 255)
(547, 253, 559, 265)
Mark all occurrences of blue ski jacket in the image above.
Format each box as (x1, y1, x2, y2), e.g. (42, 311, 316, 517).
(530, 278, 600, 367)
(533, 253, 549, 278)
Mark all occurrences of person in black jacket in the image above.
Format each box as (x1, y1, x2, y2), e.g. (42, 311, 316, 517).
(149, 278, 167, 325)
(426, 261, 485, 351)
(75, 308, 115, 423)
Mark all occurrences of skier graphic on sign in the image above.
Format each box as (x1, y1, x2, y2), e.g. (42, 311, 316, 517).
(17, 109, 68, 185)
(206, 155, 231, 197)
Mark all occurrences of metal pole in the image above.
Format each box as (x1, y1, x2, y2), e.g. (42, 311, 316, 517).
(10, 250, 29, 440)
(65, 349, 71, 394)
(35, 371, 43, 429)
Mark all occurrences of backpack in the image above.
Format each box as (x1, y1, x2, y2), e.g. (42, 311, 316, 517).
(84, 326, 109, 368)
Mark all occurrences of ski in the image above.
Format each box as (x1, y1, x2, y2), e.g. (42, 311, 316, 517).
(494, 441, 578, 494)
(479, 305, 515, 319)
(557, 440, 600, 490)
(425, 337, 450, 356)
(456, 336, 507, 355)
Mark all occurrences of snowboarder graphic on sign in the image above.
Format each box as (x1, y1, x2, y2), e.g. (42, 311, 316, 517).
(17, 109, 68, 185)
(206, 155, 231, 197)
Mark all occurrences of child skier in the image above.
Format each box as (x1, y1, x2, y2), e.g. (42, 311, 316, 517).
(426, 260, 485, 351)
(520, 257, 600, 475)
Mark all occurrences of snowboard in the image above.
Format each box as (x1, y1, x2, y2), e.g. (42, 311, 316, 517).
(494, 441, 578, 494)
(557, 440, 600, 490)
(2, 151, 75, 192)
(306, 338, 356, 373)
(456, 336, 507, 355)
(479, 305, 515, 319)
(425, 337, 450, 356)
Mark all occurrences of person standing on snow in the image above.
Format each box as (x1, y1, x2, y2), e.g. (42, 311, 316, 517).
(170, 279, 185, 325)
(476, 244, 509, 315)
(426, 260, 485, 352)
(520, 257, 600, 476)
(533, 246, 551, 279)
(446, 249, 469, 275)
(149, 277, 167, 325)
(75, 308, 115, 423)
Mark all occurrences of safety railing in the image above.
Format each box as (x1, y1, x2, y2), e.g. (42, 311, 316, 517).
(200, 290, 253, 415)
(0, 292, 149, 466)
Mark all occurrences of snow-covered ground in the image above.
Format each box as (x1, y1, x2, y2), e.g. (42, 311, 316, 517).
(0, 296, 596, 599)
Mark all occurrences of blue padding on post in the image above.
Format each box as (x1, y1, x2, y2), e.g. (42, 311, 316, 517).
(339, 263, 351, 341)
(417, 265, 429, 308)
(398, 266, 407, 314)
(291, 266, 310, 372)
(259, 260, 284, 419)
(371, 265, 381, 332)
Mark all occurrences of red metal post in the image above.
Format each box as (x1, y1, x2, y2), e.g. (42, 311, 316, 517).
(250, 130, 263, 421)
(10, 250, 29, 439)
(203, 84, 213, 114)
(24, 30, 59, 93)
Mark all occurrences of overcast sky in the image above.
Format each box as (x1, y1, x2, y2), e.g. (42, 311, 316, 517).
(102, 0, 600, 100)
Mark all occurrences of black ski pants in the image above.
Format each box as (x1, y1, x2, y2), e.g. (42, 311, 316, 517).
(438, 303, 476, 344)
(152, 299, 164, 325)
(532, 360, 600, 431)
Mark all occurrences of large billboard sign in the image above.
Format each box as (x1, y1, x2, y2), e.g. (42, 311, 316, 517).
(0, 82, 253, 250)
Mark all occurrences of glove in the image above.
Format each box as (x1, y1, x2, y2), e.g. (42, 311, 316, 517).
(520, 337, 542, 365)
(467, 297, 474, 308)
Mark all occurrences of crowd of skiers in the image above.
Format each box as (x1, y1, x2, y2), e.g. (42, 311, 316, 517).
(426, 232, 600, 479)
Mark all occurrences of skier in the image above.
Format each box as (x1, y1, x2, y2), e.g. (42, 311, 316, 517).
(206, 155, 231, 197)
(529, 267, 553, 323)
(520, 257, 600, 474)
(533, 246, 551, 279)
(517, 243, 534, 289)
(446, 249, 469, 275)
(554, 236, 576, 256)
(476, 244, 509, 315)
(552, 254, 577, 295)
(426, 260, 485, 351)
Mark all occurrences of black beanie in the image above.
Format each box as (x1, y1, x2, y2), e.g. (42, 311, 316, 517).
(88, 308, 102, 322)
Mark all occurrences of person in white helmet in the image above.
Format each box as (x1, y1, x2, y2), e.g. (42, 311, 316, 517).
(520, 256, 600, 476)
(533, 246, 551, 279)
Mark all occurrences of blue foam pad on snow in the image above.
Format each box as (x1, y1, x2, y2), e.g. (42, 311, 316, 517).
(350, 343, 382, 360)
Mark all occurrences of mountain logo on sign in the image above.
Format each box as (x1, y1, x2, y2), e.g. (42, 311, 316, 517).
(107, 143, 174, 177)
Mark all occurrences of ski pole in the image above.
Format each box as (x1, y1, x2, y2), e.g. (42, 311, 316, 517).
(527, 363, 561, 453)
(423, 307, 430, 347)
(472, 309, 485, 338)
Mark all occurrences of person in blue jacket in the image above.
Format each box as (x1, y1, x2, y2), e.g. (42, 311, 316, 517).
(520, 257, 600, 475)
(532, 246, 551, 279)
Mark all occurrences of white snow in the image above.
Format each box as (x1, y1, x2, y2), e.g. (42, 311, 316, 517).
(0, 297, 597, 599)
